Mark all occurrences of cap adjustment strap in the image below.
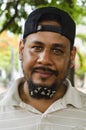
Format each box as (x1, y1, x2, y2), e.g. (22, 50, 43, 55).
(36, 25, 62, 34)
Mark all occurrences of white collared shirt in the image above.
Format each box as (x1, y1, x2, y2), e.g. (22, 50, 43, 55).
(0, 78, 86, 130)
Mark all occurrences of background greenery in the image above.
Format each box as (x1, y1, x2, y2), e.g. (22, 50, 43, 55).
(0, 0, 86, 86)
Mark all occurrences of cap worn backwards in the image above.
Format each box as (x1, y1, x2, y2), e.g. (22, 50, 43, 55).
(23, 7, 76, 46)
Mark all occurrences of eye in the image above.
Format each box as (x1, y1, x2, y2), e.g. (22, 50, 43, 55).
(52, 48, 63, 55)
(32, 46, 43, 52)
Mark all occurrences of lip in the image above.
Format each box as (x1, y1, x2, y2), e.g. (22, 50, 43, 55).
(34, 70, 53, 78)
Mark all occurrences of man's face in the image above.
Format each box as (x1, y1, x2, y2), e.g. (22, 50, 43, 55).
(19, 21, 76, 99)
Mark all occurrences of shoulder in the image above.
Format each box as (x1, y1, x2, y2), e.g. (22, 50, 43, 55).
(79, 90, 86, 105)
(65, 79, 86, 108)
(0, 91, 7, 100)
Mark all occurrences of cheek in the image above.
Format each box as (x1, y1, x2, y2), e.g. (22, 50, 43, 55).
(22, 50, 37, 71)
(55, 58, 70, 74)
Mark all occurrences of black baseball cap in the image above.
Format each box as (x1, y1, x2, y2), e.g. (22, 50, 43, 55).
(23, 7, 76, 45)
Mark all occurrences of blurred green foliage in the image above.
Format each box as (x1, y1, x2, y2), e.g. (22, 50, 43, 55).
(0, 0, 86, 80)
(0, 0, 86, 34)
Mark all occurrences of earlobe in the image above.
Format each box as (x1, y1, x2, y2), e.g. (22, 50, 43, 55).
(70, 47, 76, 68)
(19, 40, 24, 61)
(19, 53, 23, 61)
(70, 60, 75, 68)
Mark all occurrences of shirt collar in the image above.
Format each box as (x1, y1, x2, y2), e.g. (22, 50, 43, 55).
(0, 77, 24, 105)
(62, 79, 83, 108)
(0, 78, 83, 108)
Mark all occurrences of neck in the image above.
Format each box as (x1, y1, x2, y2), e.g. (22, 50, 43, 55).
(19, 81, 67, 113)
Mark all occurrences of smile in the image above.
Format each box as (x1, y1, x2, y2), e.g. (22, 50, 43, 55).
(34, 69, 53, 78)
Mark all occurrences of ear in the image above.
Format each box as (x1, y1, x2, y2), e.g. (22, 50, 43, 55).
(70, 47, 76, 68)
(19, 40, 24, 61)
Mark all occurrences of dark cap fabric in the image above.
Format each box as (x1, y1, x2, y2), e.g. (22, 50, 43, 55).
(23, 7, 76, 45)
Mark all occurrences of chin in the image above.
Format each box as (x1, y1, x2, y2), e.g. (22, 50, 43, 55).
(27, 79, 59, 99)
(32, 79, 56, 87)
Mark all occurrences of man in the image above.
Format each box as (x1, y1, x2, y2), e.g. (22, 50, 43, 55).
(0, 6, 86, 130)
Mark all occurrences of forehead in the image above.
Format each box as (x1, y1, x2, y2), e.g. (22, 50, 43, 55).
(39, 20, 61, 26)
(25, 31, 70, 48)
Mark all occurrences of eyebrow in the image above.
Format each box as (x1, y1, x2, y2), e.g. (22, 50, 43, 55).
(31, 41, 44, 45)
(52, 43, 66, 48)
(31, 40, 66, 48)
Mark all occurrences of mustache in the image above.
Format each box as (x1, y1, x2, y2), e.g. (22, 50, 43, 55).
(31, 66, 58, 77)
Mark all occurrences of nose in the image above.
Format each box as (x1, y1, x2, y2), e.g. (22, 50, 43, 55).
(37, 50, 52, 65)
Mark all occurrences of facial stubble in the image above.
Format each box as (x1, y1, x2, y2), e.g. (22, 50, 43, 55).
(22, 60, 70, 99)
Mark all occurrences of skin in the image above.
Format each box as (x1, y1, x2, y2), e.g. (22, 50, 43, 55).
(19, 21, 76, 112)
